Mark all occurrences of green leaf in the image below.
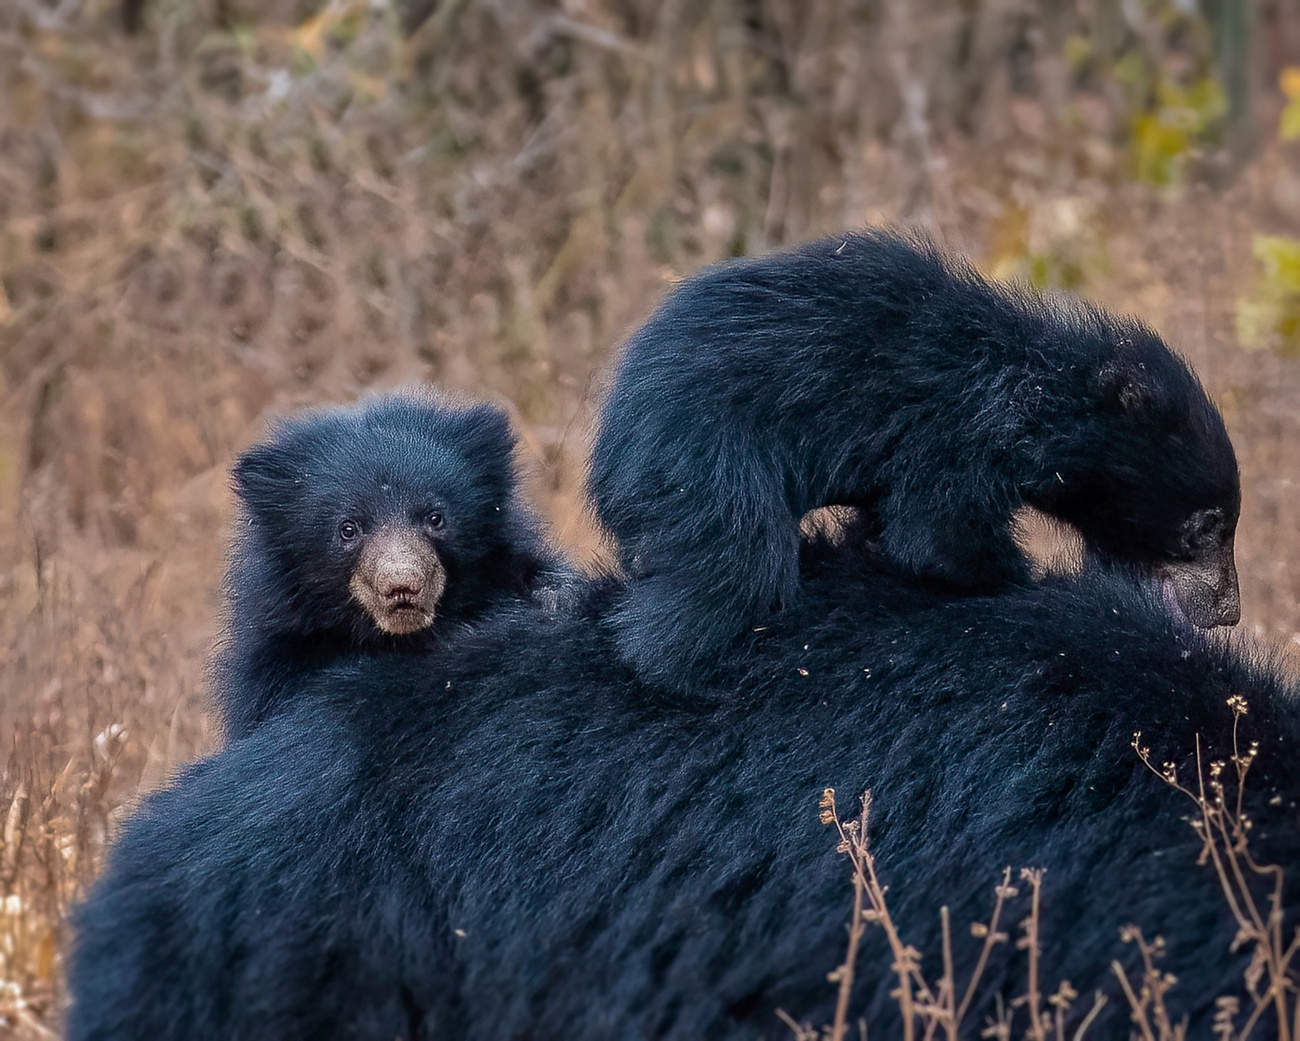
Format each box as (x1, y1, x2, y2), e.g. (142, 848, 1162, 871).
(1281, 98, 1300, 141)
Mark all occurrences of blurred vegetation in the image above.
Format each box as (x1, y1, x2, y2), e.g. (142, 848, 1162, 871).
(1237, 232, 1300, 356)
(1, 0, 1300, 1034)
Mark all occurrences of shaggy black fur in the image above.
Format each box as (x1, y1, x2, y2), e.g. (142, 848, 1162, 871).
(67, 541, 1300, 1039)
(218, 392, 565, 739)
(589, 230, 1242, 691)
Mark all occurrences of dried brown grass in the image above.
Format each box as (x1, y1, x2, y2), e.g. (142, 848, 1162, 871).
(1127, 698, 1300, 1041)
(787, 790, 1107, 1041)
(792, 704, 1300, 1041)
(1, 0, 1300, 1035)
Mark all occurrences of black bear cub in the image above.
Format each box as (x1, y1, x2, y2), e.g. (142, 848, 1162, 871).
(590, 229, 1241, 693)
(219, 391, 566, 739)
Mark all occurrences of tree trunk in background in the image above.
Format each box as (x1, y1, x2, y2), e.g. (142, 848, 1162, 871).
(1204, 0, 1256, 160)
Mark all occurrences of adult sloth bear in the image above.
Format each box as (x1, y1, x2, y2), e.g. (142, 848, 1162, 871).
(67, 538, 1300, 1039)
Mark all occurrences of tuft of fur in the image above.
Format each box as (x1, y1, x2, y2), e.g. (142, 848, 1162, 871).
(589, 230, 1241, 692)
(66, 546, 1300, 1039)
(218, 390, 569, 739)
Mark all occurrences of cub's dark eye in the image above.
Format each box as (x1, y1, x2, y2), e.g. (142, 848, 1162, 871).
(424, 510, 445, 531)
(1185, 510, 1225, 550)
(339, 520, 361, 541)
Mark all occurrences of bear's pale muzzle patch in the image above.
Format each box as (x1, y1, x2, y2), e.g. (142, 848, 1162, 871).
(348, 527, 447, 635)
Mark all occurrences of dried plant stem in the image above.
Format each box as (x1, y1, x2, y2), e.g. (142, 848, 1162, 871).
(1071, 993, 1108, 1040)
(1132, 697, 1299, 1041)
(831, 806, 869, 1041)
(939, 906, 956, 1041)
(852, 803, 922, 1041)
(775, 1008, 817, 1041)
(1112, 959, 1158, 1041)
(812, 790, 1094, 1041)
(1021, 868, 1046, 1041)
(1, 783, 30, 890)
(955, 866, 1011, 1025)
(821, 788, 930, 1041)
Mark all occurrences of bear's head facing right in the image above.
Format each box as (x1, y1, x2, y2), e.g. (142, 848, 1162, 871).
(1042, 320, 1241, 629)
(231, 392, 522, 645)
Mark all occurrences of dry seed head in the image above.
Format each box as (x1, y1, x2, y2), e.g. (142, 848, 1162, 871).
(818, 789, 836, 826)
(1213, 996, 1240, 1041)
(1048, 981, 1078, 1008)
(1227, 695, 1248, 714)
(1244, 946, 1266, 994)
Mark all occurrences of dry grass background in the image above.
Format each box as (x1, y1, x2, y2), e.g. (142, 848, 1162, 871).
(2, 0, 1300, 1034)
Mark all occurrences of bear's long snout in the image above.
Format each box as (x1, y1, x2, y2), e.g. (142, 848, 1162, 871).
(349, 527, 447, 634)
(1163, 538, 1241, 629)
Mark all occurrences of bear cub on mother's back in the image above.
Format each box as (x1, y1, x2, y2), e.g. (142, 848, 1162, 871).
(218, 392, 566, 740)
(590, 229, 1242, 693)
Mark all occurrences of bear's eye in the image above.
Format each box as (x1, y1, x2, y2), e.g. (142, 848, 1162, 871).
(339, 520, 362, 541)
(1184, 509, 1224, 551)
(424, 510, 445, 531)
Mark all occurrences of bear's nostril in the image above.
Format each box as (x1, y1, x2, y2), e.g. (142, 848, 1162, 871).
(380, 580, 422, 601)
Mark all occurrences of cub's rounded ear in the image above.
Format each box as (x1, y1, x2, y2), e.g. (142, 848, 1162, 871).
(232, 441, 301, 509)
(456, 403, 518, 461)
(1097, 361, 1153, 415)
(453, 404, 521, 503)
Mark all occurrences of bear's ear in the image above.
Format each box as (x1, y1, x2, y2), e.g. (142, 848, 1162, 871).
(455, 403, 518, 465)
(232, 441, 302, 511)
(1098, 361, 1153, 415)
(450, 404, 519, 503)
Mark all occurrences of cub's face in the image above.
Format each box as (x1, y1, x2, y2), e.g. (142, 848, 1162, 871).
(1149, 503, 1240, 629)
(1052, 333, 1242, 629)
(233, 394, 518, 642)
(343, 519, 447, 635)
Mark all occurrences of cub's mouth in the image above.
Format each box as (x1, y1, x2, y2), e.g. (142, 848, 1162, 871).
(349, 527, 447, 636)
(373, 599, 436, 635)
